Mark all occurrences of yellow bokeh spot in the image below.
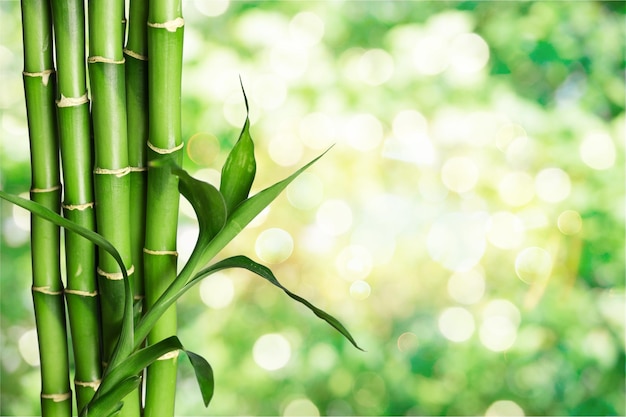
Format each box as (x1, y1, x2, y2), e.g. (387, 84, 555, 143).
(557, 210, 582, 235)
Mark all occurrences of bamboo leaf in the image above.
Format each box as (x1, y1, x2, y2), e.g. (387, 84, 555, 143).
(80, 375, 141, 417)
(98, 336, 183, 398)
(184, 350, 214, 407)
(173, 167, 227, 242)
(193, 146, 332, 269)
(189, 256, 363, 351)
(0, 190, 128, 285)
(219, 80, 256, 215)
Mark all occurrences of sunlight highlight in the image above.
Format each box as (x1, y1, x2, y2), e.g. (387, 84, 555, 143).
(255, 228, 294, 264)
(253, 333, 291, 371)
(199, 272, 234, 309)
(438, 307, 475, 342)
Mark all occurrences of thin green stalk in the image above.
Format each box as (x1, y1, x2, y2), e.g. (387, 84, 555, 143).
(20, 0, 71, 416)
(125, 0, 149, 312)
(49, 0, 102, 412)
(87, 0, 140, 415)
(143, 1, 184, 416)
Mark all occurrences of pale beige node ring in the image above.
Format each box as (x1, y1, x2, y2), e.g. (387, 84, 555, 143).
(32, 286, 64, 295)
(147, 140, 184, 155)
(22, 69, 54, 86)
(31, 184, 62, 193)
(97, 265, 135, 281)
(41, 392, 72, 402)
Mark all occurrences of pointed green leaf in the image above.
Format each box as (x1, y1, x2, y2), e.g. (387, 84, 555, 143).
(185, 350, 214, 407)
(189, 256, 363, 351)
(98, 336, 183, 398)
(196, 147, 332, 268)
(80, 375, 141, 417)
(134, 147, 332, 349)
(174, 167, 227, 242)
(220, 80, 256, 214)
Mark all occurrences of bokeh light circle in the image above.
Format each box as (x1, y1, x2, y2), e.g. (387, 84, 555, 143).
(253, 333, 291, 371)
(427, 212, 487, 271)
(18, 329, 39, 366)
(349, 280, 371, 300)
(289, 12, 324, 47)
(448, 33, 490, 74)
(186, 132, 220, 166)
(283, 398, 320, 416)
(441, 156, 479, 193)
(397, 332, 419, 353)
(316, 199, 353, 236)
(557, 210, 582, 235)
(336, 245, 373, 281)
(447, 269, 486, 305)
(438, 307, 475, 342)
(487, 211, 525, 250)
(485, 400, 525, 416)
(498, 172, 534, 207)
(287, 172, 324, 210)
(535, 167, 571, 203)
(515, 247, 553, 284)
(343, 113, 383, 152)
(299, 112, 336, 150)
(579, 132, 616, 170)
(255, 228, 294, 264)
(194, 0, 229, 17)
(199, 272, 234, 309)
(357, 49, 395, 86)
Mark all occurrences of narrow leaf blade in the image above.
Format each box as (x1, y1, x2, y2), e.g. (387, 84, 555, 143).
(189, 255, 363, 351)
(196, 147, 332, 267)
(80, 375, 141, 417)
(185, 350, 214, 407)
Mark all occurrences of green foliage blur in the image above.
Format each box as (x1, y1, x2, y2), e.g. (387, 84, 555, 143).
(1, 1, 624, 416)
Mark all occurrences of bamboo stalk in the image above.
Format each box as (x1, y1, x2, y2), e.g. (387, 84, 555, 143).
(143, 1, 185, 415)
(49, 0, 102, 412)
(20, 1, 72, 416)
(125, 0, 149, 313)
(87, 0, 141, 415)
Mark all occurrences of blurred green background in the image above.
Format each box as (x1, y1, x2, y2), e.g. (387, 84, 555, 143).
(1, 1, 624, 416)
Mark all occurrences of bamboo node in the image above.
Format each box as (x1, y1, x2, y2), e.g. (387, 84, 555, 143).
(65, 288, 98, 297)
(157, 350, 180, 361)
(147, 17, 185, 32)
(62, 202, 95, 211)
(124, 48, 148, 61)
(32, 286, 63, 295)
(23, 69, 54, 86)
(129, 166, 148, 172)
(143, 248, 179, 257)
(57, 93, 89, 108)
(87, 56, 125, 65)
(75, 379, 101, 391)
(97, 265, 135, 281)
(147, 140, 184, 155)
(31, 184, 62, 193)
(93, 166, 131, 177)
(41, 392, 72, 402)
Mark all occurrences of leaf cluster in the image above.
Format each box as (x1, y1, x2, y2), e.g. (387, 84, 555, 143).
(0, 88, 360, 417)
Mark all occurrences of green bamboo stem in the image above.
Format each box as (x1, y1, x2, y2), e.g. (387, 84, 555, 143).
(20, 1, 72, 416)
(124, 0, 149, 312)
(49, 0, 102, 411)
(143, 1, 184, 416)
(87, 1, 140, 416)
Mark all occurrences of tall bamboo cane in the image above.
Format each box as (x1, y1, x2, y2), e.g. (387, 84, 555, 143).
(143, 1, 185, 415)
(49, 0, 102, 412)
(87, 0, 140, 416)
(20, 1, 72, 416)
(125, 0, 149, 312)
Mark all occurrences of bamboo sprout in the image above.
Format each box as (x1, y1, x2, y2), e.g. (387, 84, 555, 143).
(143, 1, 185, 415)
(20, 0, 72, 416)
(49, 0, 102, 411)
(87, 0, 140, 415)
